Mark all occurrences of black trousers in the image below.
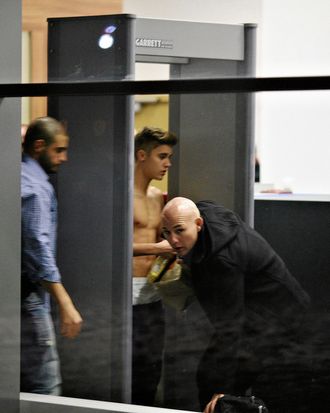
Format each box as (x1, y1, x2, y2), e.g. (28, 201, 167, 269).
(197, 329, 313, 413)
(132, 300, 165, 406)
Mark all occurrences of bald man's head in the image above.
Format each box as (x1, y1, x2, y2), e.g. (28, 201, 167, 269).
(161, 197, 203, 257)
(163, 197, 200, 220)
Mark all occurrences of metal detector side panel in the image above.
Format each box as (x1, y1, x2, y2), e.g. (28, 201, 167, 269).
(168, 24, 256, 224)
(48, 14, 135, 403)
(164, 24, 257, 411)
(48, 14, 135, 81)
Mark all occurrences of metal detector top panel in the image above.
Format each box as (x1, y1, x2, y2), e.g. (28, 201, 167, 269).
(136, 18, 244, 61)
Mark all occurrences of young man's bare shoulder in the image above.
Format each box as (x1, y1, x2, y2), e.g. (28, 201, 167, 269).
(147, 185, 164, 202)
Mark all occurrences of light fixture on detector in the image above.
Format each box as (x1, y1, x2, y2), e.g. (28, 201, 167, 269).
(98, 25, 117, 49)
(105, 25, 116, 34)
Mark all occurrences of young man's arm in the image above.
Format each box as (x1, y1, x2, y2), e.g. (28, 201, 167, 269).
(133, 239, 174, 256)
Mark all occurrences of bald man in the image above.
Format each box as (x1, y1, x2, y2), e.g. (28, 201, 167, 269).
(162, 198, 311, 413)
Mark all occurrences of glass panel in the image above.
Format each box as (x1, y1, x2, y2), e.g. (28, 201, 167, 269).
(20, 95, 134, 403)
(15, 3, 330, 413)
(142, 90, 330, 413)
(15, 85, 330, 413)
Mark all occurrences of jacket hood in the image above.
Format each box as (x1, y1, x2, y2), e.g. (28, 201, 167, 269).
(193, 200, 240, 262)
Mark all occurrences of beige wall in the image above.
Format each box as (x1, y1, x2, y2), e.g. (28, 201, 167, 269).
(135, 97, 170, 193)
(135, 97, 168, 132)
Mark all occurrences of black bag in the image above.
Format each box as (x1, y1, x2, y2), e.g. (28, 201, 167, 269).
(215, 395, 269, 413)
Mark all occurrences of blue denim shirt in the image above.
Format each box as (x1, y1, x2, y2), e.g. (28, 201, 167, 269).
(21, 154, 61, 310)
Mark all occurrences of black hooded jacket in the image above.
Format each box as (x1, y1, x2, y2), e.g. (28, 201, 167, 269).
(186, 201, 310, 391)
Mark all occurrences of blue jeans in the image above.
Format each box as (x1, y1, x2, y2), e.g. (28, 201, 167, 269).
(21, 292, 62, 395)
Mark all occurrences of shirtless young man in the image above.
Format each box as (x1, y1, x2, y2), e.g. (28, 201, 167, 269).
(132, 127, 177, 406)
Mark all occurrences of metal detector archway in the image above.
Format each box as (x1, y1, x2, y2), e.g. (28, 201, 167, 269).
(136, 18, 256, 224)
(47, 14, 256, 407)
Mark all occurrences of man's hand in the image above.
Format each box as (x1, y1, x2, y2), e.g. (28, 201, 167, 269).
(155, 239, 176, 255)
(204, 393, 225, 413)
(59, 301, 83, 338)
(41, 280, 83, 339)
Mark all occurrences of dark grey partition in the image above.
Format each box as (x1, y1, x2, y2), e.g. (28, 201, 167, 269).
(0, 1, 21, 412)
(254, 196, 330, 305)
(254, 196, 330, 411)
(48, 14, 135, 403)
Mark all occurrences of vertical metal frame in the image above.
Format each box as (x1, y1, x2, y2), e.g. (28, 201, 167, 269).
(0, 1, 21, 412)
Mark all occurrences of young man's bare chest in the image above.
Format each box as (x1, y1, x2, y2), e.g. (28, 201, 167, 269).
(134, 194, 162, 230)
